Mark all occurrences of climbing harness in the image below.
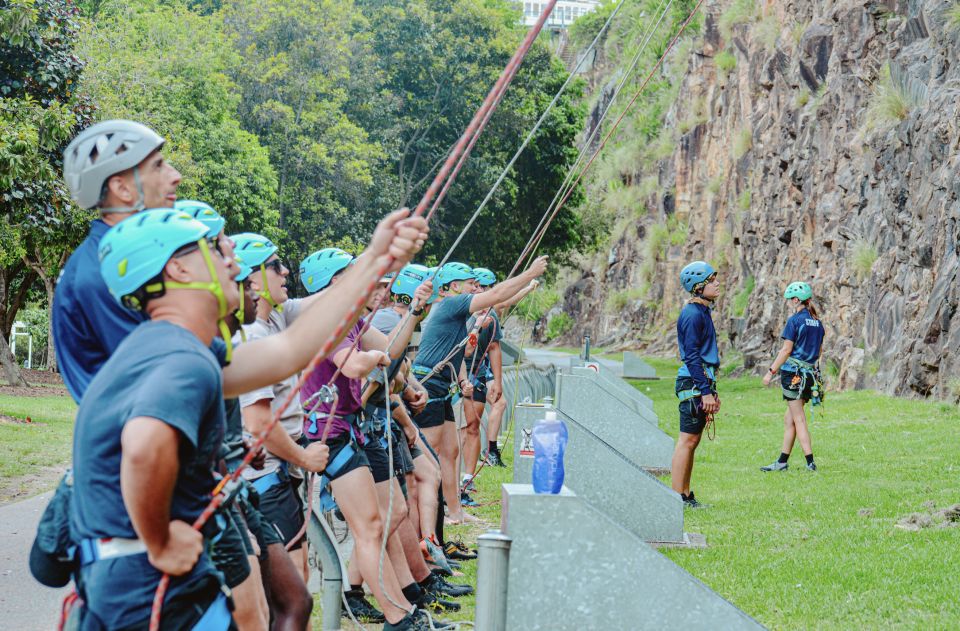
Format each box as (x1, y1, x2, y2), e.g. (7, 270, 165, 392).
(783, 357, 825, 420)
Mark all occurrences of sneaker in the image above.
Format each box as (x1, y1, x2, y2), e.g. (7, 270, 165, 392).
(682, 492, 707, 509)
(760, 461, 789, 472)
(806, 462, 817, 472)
(461, 476, 477, 493)
(343, 589, 385, 623)
(383, 610, 423, 631)
(444, 537, 477, 561)
(485, 449, 505, 467)
(414, 608, 456, 629)
(460, 491, 479, 507)
(426, 571, 474, 597)
(421, 537, 453, 575)
(417, 586, 462, 613)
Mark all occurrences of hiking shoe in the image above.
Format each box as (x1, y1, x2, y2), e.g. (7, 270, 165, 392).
(760, 461, 789, 472)
(460, 491, 479, 507)
(682, 492, 707, 509)
(444, 537, 477, 561)
(426, 571, 474, 597)
(485, 450, 505, 467)
(806, 462, 817, 472)
(413, 608, 456, 629)
(417, 586, 462, 613)
(383, 609, 427, 631)
(343, 589, 385, 623)
(421, 537, 453, 575)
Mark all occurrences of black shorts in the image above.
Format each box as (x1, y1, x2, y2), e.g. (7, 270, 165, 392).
(362, 437, 393, 484)
(413, 382, 455, 429)
(209, 506, 252, 588)
(781, 370, 814, 401)
(389, 425, 417, 476)
(256, 471, 305, 551)
(240, 488, 283, 558)
(323, 433, 371, 482)
(468, 377, 488, 404)
(675, 376, 716, 435)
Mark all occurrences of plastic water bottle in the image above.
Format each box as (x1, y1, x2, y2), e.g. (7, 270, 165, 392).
(532, 410, 568, 494)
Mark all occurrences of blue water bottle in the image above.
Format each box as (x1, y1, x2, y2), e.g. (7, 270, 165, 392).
(532, 409, 568, 494)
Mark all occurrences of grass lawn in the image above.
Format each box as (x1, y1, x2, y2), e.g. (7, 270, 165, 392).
(0, 393, 76, 503)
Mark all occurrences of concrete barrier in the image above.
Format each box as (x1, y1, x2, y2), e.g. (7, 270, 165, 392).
(569, 357, 654, 411)
(624, 351, 658, 379)
(554, 370, 673, 471)
(512, 403, 683, 543)
(498, 484, 765, 631)
(567, 366, 657, 423)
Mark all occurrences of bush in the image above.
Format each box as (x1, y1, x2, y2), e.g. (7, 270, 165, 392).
(732, 275, 755, 317)
(715, 50, 737, 77)
(718, 0, 757, 40)
(512, 287, 560, 322)
(606, 287, 645, 312)
(755, 13, 780, 50)
(733, 127, 753, 158)
(949, 4, 960, 31)
(852, 240, 879, 280)
(546, 312, 574, 341)
(738, 188, 752, 210)
(864, 64, 918, 132)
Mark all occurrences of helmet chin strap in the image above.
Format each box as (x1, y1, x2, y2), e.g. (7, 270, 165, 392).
(98, 165, 148, 214)
(152, 239, 235, 363)
(258, 265, 284, 313)
(235, 282, 247, 342)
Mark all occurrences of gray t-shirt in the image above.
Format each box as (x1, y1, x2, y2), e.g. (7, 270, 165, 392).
(414, 294, 473, 385)
(237, 298, 306, 480)
(370, 307, 403, 335)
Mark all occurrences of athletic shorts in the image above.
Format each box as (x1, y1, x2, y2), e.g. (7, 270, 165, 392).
(675, 377, 716, 435)
(257, 470, 305, 551)
(467, 377, 488, 404)
(781, 370, 814, 401)
(362, 437, 393, 484)
(322, 433, 371, 483)
(389, 425, 417, 476)
(208, 505, 252, 588)
(241, 488, 283, 558)
(413, 383, 455, 429)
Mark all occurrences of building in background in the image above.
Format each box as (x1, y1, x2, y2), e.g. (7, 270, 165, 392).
(519, 0, 602, 29)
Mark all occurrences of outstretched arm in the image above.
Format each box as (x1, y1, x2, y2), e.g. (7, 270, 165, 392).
(495, 280, 538, 318)
(223, 209, 427, 398)
(469, 256, 548, 314)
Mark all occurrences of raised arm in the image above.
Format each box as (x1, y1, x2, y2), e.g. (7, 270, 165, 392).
(469, 256, 547, 314)
(222, 210, 427, 398)
(495, 279, 538, 318)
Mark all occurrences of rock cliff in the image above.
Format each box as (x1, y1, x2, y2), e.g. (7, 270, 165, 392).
(552, 0, 960, 399)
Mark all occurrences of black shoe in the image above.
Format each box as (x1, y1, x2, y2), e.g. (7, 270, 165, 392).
(682, 492, 707, 509)
(760, 461, 789, 472)
(417, 586, 462, 613)
(806, 462, 817, 472)
(426, 571, 474, 597)
(343, 589, 386, 623)
(486, 449, 505, 467)
(460, 491, 479, 507)
(383, 610, 423, 631)
(415, 607, 456, 629)
(444, 537, 477, 560)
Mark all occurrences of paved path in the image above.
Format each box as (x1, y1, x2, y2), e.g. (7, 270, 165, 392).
(522, 348, 624, 375)
(0, 492, 66, 630)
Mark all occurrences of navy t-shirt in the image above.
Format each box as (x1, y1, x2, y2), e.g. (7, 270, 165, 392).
(466, 311, 502, 377)
(676, 302, 719, 395)
(414, 294, 473, 385)
(71, 321, 224, 628)
(781, 308, 824, 370)
(53, 219, 147, 403)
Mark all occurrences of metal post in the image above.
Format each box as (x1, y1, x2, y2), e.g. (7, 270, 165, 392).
(475, 530, 512, 631)
(307, 507, 345, 630)
(582, 333, 591, 361)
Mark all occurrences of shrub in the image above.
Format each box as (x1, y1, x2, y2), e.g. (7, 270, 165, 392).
(606, 287, 645, 312)
(733, 126, 753, 158)
(852, 240, 879, 280)
(738, 188, 752, 210)
(732, 275, 755, 317)
(718, 0, 757, 40)
(513, 287, 560, 322)
(755, 13, 780, 51)
(794, 88, 810, 108)
(864, 63, 918, 132)
(949, 4, 960, 31)
(546, 312, 574, 341)
(715, 50, 737, 77)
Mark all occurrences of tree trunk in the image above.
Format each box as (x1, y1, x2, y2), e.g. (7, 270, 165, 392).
(43, 275, 57, 372)
(0, 332, 28, 387)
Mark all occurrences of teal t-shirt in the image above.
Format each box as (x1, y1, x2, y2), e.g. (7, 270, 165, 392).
(781, 308, 824, 371)
(414, 293, 473, 385)
(71, 320, 224, 628)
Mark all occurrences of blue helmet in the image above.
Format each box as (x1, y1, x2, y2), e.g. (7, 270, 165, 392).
(436, 262, 475, 288)
(174, 200, 224, 238)
(679, 261, 716, 293)
(472, 267, 496, 287)
(235, 262, 254, 282)
(392, 263, 433, 304)
(98, 209, 210, 309)
(300, 247, 354, 294)
(784, 281, 812, 301)
(231, 233, 278, 269)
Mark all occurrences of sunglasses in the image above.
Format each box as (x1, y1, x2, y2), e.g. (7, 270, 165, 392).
(173, 236, 224, 259)
(263, 259, 286, 275)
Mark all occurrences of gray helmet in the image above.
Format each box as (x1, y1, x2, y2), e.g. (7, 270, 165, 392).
(63, 120, 165, 211)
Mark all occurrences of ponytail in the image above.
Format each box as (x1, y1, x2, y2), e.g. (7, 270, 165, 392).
(803, 299, 819, 320)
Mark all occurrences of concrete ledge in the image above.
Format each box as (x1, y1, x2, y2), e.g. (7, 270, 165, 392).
(569, 357, 655, 411)
(624, 351, 659, 380)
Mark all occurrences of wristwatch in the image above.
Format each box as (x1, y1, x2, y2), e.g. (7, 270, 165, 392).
(768, 367, 777, 375)
(412, 306, 425, 317)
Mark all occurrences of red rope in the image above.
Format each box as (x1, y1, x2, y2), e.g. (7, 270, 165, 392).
(148, 3, 561, 627)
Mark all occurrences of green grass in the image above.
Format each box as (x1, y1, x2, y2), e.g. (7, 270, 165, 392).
(718, 0, 757, 40)
(512, 287, 560, 322)
(732, 275, 755, 317)
(949, 4, 960, 31)
(852, 240, 879, 280)
(715, 50, 737, 77)
(864, 63, 918, 132)
(636, 357, 960, 629)
(733, 126, 753, 158)
(545, 312, 574, 341)
(0, 394, 76, 501)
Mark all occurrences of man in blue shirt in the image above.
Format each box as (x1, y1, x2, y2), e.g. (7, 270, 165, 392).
(55, 120, 181, 402)
(412, 257, 547, 524)
(672, 261, 722, 509)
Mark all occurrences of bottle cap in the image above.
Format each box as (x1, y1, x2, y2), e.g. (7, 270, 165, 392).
(545, 410, 557, 421)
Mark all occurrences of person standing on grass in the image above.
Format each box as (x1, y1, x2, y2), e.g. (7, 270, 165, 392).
(760, 282, 825, 472)
(671, 261, 721, 509)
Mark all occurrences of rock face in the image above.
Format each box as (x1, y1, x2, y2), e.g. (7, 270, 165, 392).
(557, 0, 960, 399)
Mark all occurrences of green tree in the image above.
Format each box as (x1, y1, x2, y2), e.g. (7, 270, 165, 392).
(0, 0, 95, 382)
(77, 0, 280, 238)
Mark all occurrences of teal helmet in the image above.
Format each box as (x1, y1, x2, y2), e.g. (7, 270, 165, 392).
(427, 266, 440, 303)
(472, 267, 496, 287)
(98, 209, 211, 310)
(436, 262, 475, 288)
(174, 200, 224, 238)
(300, 247, 354, 294)
(235, 262, 254, 282)
(231, 233, 278, 269)
(680, 260, 716, 293)
(784, 281, 812, 301)
(392, 263, 433, 305)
